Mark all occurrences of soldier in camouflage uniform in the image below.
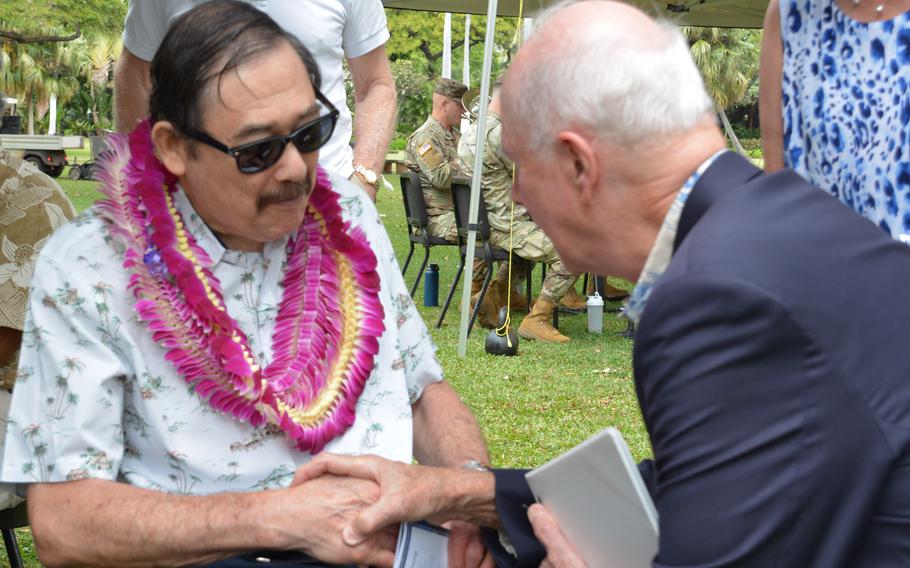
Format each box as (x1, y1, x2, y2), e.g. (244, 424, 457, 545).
(405, 77, 469, 243)
(405, 78, 492, 324)
(459, 83, 587, 343)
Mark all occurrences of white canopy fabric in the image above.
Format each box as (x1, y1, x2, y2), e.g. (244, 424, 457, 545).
(382, 0, 769, 29)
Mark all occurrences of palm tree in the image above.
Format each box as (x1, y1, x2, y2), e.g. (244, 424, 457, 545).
(59, 33, 122, 134)
(1, 41, 78, 133)
(683, 27, 760, 155)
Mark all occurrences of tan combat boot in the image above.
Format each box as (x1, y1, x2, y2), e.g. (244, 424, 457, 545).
(477, 280, 509, 329)
(602, 282, 630, 302)
(518, 297, 570, 343)
(460, 279, 486, 321)
(493, 267, 530, 312)
(559, 287, 587, 311)
(585, 277, 630, 302)
(509, 287, 530, 312)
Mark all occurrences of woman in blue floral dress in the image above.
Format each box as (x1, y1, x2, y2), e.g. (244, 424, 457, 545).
(761, 0, 910, 243)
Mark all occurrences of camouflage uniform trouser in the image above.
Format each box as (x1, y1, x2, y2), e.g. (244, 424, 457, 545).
(427, 211, 458, 243)
(427, 211, 486, 283)
(489, 221, 578, 302)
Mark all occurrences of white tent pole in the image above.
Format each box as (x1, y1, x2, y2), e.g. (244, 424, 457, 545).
(457, 0, 498, 357)
(523, 17, 533, 42)
(463, 15, 472, 85)
(49, 93, 57, 135)
(442, 13, 453, 78)
(460, 14, 472, 133)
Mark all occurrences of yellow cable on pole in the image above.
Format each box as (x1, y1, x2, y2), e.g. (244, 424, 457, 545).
(494, 3, 524, 342)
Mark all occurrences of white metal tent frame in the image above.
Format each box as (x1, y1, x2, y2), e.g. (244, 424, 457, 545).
(382, 0, 767, 356)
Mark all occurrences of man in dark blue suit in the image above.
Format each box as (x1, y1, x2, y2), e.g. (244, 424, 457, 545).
(296, 1, 910, 566)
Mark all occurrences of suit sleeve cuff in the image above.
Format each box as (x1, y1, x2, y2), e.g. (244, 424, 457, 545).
(481, 469, 546, 567)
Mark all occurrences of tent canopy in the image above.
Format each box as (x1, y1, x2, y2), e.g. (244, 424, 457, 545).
(382, 0, 769, 28)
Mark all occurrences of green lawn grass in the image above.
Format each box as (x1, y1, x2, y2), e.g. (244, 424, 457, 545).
(2, 175, 647, 567)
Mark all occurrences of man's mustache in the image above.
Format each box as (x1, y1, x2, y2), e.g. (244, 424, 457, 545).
(256, 179, 311, 213)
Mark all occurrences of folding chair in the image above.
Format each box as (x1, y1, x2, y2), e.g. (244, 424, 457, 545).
(441, 178, 547, 335)
(399, 170, 460, 297)
(1, 502, 28, 568)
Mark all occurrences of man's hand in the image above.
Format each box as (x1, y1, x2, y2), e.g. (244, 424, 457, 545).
(294, 454, 453, 544)
(528, 504, 586, 568)
(294, 453, 498, 546)
(446, 520, 495, 568)
(276, 473, 397, 566)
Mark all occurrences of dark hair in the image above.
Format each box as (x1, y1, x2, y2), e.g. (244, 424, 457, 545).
(149, 0, 321, 137)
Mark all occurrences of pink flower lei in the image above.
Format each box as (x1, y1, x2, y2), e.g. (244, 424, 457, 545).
(95, 120, 384, 453)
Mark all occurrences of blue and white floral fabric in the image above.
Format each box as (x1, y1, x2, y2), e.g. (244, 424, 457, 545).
(625, 150, 727, 325)
(780, 0, 910, 243)
(0, 174, 442, 495)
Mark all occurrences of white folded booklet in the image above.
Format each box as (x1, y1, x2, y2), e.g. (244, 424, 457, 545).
(525, 427, 658, 568)
(394, 521, 449, 568)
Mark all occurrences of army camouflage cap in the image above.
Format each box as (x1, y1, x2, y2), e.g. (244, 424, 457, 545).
(434, 77, 469, 100)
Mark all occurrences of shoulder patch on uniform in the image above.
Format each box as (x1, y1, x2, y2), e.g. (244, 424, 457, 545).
(420, 144, 444, 170)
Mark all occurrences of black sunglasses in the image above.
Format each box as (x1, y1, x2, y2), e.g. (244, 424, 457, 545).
(186, 90, 339, 174)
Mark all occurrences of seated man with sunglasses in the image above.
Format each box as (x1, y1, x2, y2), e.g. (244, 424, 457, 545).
(0, 2, 489, 567)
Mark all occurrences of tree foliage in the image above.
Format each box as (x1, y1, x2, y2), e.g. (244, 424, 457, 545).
(683, 27, 761, 110)
(0, 0, 124, 134)
(0, 0, 126, 42)
(682, 27, 761, 154)
(384, 10, 522, 139)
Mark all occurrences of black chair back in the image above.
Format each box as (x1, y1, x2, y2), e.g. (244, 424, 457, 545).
(451, 177, 492, 240)
(400, 170, 431, 230)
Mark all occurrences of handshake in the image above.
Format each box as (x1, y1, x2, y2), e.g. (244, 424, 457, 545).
(290, 453, 577, 568)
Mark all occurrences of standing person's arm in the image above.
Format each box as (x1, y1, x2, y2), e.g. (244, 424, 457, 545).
(759, 0, 786, 172)
(113, 49, 152, 132)
(27, 476, 395, 568)
(348, 45, 397, 200)
(114, 1, 169, 132)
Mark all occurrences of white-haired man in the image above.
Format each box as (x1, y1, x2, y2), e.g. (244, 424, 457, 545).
(295, 1, 910, 566)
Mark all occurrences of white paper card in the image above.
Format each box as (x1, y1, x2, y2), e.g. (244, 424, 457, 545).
(394, 521, 449, 568)
(525, 427, 658, 568)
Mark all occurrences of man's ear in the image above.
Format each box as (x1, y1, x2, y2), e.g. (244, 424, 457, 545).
(151, 120, 190, 177)
(555, 131, 599, 204)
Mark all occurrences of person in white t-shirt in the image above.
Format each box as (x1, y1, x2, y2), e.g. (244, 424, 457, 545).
(114, 0, 396, 201)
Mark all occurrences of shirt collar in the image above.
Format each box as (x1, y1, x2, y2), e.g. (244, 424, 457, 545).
(623, 149, 728, 325)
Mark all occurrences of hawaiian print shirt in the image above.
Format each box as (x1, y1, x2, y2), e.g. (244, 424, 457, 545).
(0, 147, 76, 391)
(625, 150, 727, 325)
(0, 174, 442, 494)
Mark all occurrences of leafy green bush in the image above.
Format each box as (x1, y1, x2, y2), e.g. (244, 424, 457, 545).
(740, 137, 763, 159)
(389, 136, 407, 151)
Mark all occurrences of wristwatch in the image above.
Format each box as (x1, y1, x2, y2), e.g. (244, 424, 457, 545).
(461, 459, 492, 472)
(353, 165, 382, 192)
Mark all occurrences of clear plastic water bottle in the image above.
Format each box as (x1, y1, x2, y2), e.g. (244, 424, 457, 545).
(424, 263, 439, 307)
(587, 292, 604, 334)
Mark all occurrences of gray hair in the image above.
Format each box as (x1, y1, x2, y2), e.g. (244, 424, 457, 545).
(509, 0, 714, 149)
